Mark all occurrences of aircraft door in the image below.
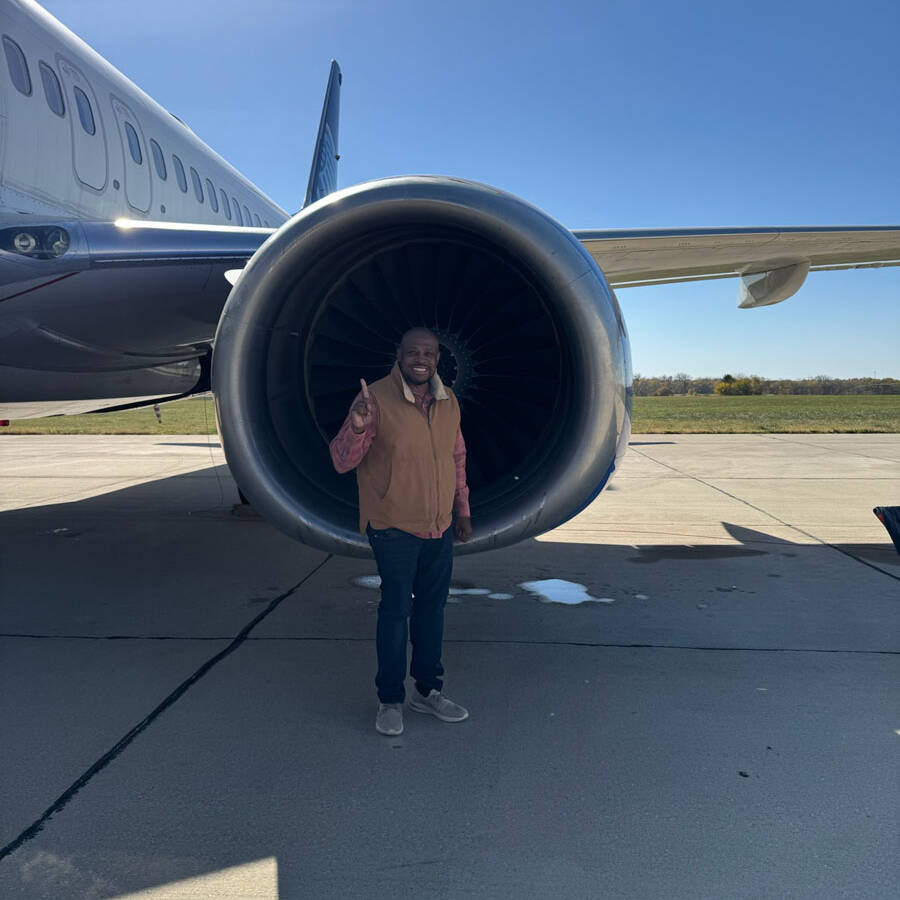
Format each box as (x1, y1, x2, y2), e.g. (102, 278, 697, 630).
(111, 96, 151, 213)
(57, 57, 107, 191)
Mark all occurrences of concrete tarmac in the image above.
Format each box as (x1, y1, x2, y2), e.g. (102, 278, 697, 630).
(0, 434, 898, 899)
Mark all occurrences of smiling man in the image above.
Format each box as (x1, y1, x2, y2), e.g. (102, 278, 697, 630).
(330, 327, 472, 736)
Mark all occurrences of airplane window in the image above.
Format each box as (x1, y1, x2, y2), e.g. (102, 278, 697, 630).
(243, 205, 251, 226)
(220, 189, 231, 220)
(150, 140, 166, 179)
(253, 213, 261, 227)
(2, 36, 31, 96)
(232, 198, 242, 225)
(172, 154, 187, 192)
(190, 167, 203, 203)
(206, 178, 218, 212)
(39, 62, 65, 116)
(73, 86, 95, 135)
(124, 122, 142, 164)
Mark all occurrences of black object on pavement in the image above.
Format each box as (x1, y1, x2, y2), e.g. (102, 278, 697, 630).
(873, 507, 900, 554)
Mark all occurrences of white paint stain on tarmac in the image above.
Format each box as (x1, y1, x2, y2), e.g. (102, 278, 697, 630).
(353, 575, 382, 590)
(520, 579, 615, 605)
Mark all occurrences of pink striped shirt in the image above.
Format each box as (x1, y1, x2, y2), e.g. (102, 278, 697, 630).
(330, 386, 470, 538)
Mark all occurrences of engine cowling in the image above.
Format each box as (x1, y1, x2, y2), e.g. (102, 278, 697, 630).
(212, 176, 631, 557)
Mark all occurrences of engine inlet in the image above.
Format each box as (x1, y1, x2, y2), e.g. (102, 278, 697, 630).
(213, 177, 630, 556)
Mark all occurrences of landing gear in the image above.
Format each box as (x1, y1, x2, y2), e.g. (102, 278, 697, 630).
(230, 486, 258, 517)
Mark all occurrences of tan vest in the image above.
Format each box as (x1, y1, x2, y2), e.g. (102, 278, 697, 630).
(357, 363, 460, 535)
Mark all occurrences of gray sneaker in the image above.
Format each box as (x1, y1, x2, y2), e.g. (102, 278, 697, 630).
(408, 689, 469, 722)
(376, 703, 403, 735)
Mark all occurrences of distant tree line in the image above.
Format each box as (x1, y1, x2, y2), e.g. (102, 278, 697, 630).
(632, 374, 900, 396)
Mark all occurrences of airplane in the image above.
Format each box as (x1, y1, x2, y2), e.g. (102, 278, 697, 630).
(1, 0, 898, 558)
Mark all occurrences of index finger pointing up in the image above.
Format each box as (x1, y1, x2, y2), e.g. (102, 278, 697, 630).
(360, 378, 370, 399)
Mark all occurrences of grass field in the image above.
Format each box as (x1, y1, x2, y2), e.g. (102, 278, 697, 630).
(632, 394, 900, 433)
(2, 393, 899, 435)
(2, 397, 218, 435)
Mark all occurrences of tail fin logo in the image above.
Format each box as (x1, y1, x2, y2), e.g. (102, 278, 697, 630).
(310, 124, 338, 205)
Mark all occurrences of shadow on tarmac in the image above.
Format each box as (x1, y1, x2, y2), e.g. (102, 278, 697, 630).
(1, 469, 898, 898)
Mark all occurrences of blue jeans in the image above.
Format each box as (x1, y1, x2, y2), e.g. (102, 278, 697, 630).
(366, 524, 453, 704)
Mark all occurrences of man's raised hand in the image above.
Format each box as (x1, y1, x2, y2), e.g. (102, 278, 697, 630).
(350, 378, 374, 433)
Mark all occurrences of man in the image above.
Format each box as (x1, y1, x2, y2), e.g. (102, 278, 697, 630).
(330, 327, 472, 736)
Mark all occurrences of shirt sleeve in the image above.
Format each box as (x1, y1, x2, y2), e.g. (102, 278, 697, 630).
(453, 426, 470, 518)
(329, 392, 379, 473)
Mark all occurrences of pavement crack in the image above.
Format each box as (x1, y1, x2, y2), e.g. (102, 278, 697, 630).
(379, 858, 443, 871)
(628, 446, 900, 583)
(0, 553, 333, 864)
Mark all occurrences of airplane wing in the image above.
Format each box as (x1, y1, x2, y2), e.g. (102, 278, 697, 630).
(0, 218, 274, 419)
(575, 226, 900, 307)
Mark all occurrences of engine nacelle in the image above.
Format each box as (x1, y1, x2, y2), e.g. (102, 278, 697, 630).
(212, 176, 631, 557)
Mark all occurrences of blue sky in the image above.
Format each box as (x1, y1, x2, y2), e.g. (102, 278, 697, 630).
(43, 0, 899, 378)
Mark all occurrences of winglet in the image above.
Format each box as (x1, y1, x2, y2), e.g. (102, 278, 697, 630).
(303, 60, 342, 208)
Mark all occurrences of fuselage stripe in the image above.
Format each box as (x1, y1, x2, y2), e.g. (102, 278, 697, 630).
(0, 270, 78, 304)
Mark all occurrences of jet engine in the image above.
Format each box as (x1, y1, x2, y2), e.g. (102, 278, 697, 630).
(212, 177, 631, 556)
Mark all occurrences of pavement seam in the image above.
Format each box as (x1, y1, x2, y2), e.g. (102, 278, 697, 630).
(0, 553, 333, 864)
(1, 633, 896, 654)
(628, 446, 900, 583)
(763, 434, 900, 466)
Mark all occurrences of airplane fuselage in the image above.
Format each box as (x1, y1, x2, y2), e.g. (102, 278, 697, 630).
(0, 1, 287, 229)
(0, 0, 287, 418)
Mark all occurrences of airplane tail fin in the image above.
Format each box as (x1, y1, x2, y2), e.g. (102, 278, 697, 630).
(303, 60, 342, 208)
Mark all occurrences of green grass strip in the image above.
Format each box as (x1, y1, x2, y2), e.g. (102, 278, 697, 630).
(2, 393, 898, 435)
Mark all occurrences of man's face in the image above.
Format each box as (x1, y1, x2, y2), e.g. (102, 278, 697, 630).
(397, 333, 440, 386)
